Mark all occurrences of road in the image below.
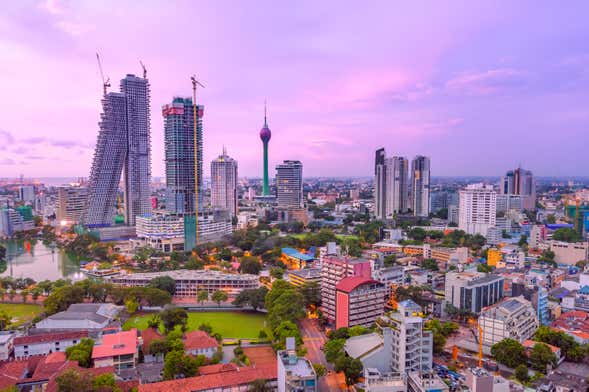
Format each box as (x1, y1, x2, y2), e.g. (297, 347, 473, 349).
(300, 318, 346, 391)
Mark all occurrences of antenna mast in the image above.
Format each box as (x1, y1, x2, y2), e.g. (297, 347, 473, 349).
(190, 75, 205, 247)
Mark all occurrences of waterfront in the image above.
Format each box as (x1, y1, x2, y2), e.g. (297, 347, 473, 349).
(0, 240, 85, 281)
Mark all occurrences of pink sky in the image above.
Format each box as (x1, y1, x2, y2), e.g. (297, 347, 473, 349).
(1, 1, 588, 178)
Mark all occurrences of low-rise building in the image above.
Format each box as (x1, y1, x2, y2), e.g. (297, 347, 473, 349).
(14, 331, 88, 359)
(407, 371, 449, 392)
(109, 269, 259, 298)
(551, 310, 589, 344)
(335, 277, 385, 329)
(287, 268, 321, 288)
(550, 241, 589, 265)
(92, 328, 140, 371)
(183, 330, 218, 358)
(135, 213, 185, 253)
(479, 296, 539, 346)
(277, 337, 317, 392)
(364, 368, 406, 392)
(0, 333, 14, 360)
(445, 272, 504, 313)
(281, 247, 316, 270)
(34, 303, 122, 336)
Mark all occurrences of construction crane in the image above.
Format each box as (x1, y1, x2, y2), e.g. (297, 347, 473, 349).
(95, 52, 110, 95)
(139, 60, 147, 79)
(190, 75, 205, 247)
(477, 323, 483, 368)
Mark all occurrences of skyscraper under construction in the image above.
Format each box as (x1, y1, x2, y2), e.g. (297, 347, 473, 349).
(83, 74, 152, 227)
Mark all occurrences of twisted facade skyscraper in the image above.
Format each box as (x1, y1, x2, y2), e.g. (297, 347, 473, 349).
(83, 74, 152, 227)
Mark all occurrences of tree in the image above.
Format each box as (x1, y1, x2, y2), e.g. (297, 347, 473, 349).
(160, 306, 188, 332)
(163, 350, 202, 380)
(537, 250, 556, 266)
(324, 339, 346, 363)
(335, 355, 363, 386)
(265, 280, 305, 330)
(239, 256, 262, 275)
(477, 263, 493, 273)
(55, 368, 94, 392)
(425, 320, 458, 354)
(408, 227, 427, 241)
(197, 290, 209, 305)
(31, 287, 42, 303)
(21, 289, 29, 303)
(0, 244, 5, 261)
(553, 228, 581, 243)
(44, 284, 85, 315)
(148, 338, 168, 357)
(299, 281, 321, 308)
(421, 258, 439, 271)
(530, 343, 557, 372)
(0, 310, 11, 330)
(93, 373, 120, 392)
(232, 287, 268, 310)
(8, 289, 15, 302)
(65, 338, 94, 368)
(313, 363, 326, 377)
(211, 290, 228, 307)
(383, 254, 397, 267)
(490, 338, 527, 368)
(535, 325, 580, 361)
(269, 267, 285, 280)
(248, 379, 272, 392)
(272, 320, 302, 350)
(514, 364, 529, 383)
(341, 237, 363, 257)
(147, 315, 161, 329)
(148, 276, 176, 296)
(198, 322, 214, 335)
(125, 298, 139, 314)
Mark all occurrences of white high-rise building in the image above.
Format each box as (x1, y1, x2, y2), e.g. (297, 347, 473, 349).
(458, 183, 497, 235)
(210, 149, 238, 217)
(410, 156, 431, 217)
(57, 186, 88, 224)
(276, 160, 303, 208)
(385, 156, 409, 216)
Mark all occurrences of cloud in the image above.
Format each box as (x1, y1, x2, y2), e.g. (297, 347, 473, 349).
(20, 136, 91, 149)
(445, 68, 529, 95)
(40, 0, 64, 15)
(0, 158, 16, 165)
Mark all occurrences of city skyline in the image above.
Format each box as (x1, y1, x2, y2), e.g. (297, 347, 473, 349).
(2, 2, 589, 178)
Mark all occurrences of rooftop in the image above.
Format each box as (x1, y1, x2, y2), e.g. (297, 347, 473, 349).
(110, 269, 259, 282)
(288, 268, 321, 279)
(281, 247, 316, 261)
(344, 332, 383, 359)
(14, 331, 88, 345)
(336, 276, 380, 293)
(92, 329, 138, 359)
(183, 330, 218, 350)
(278, 350, 315, 377)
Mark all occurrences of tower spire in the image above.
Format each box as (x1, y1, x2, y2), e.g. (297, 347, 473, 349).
(264, 100, 268, 127)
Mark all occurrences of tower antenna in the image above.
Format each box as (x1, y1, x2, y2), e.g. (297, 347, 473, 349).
(96, 52, 110, 95)
(190, 75, 205, 247)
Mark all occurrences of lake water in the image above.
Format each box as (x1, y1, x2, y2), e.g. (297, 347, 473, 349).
(0, 240, 86, 282)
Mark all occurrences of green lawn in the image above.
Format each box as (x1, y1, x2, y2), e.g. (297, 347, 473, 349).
(0, 303, 43, 326)
(123, 311, 268, 339)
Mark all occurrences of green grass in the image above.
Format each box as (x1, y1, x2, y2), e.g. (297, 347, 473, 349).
(123, 311, 268, 339)
(0, 303, 43, 326)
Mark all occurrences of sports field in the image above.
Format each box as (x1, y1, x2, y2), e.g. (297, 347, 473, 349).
(123, 311, 267, 339)
(0, 303, 43, 326)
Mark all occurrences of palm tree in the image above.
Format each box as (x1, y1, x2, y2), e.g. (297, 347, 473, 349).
(248, 379, 271, 392)
(21, 289, 29, 303)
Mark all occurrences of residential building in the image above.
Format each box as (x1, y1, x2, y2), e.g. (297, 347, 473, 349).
(551, 310, 589, 344)
(109, 269, 259, 298)
(465, 368, 509, 392)
(372, 265, 404, 298)
(344, 300, 432, 375)
(184, 330, 218, 358)
(210, 148, 238, 217)
(478, 296, 539, 346)
(276, 160, 303, 208)
(34, 303, 123, 336)
(530, 224, 547, 248)
(549, 241, 589, 265)
(410, 156, 431, 217)
(363, 368, 406, 392)
(448, 204, 459, 224)
(321, 256, 372, 323)
(135, 213, 184, 252)
(141, 327, 164, 364)
(162, 97, 202, 215)
(374, 149, 409, 219)
(445, 272, 504, 313)
(56, 186, 88, 224)
(458, 183, 497, 236)
(0, 207, 34, 236)
(14, 331, 88, 359)
(18, 186, 35, 203)
(407, 371, 449, 392)
(522, 340, 563, 364)
(83, 74, 152, 227)
(93, 328, 140, 371)
(336, 277, 385, 329)
(496, 194, 523, 213)
(277, 337, 317, 392)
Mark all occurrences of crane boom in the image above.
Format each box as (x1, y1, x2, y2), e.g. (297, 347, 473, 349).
(95, 52, 110, 95)
(190, 75, 205, 247)
(139, 60, 147, 79)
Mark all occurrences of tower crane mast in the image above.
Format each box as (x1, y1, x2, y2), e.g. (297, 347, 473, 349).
(95, 52, 110, 95)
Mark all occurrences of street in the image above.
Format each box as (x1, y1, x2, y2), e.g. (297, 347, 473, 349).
(300, 318, 346, 391)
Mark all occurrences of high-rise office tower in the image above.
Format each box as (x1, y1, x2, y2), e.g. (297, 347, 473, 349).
(84, 73, 152, 227)
(374, 148, 387, 219)
(458, 183, 497, 235)
(500, 167, 536, 210)
(276, 160, 303, 208)
(18, 186, 35, 204)
(410, 155, 431, 217)
(162, 97, 204, 214)
(57, 186, 88, 224)
(210, 148, 238, 217)
(259, 104, 271, 196)
(385, 156, 409, 215)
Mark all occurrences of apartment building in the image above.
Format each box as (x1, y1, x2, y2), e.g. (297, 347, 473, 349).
(277, 337, 317, 392)
(92, 329, 140, 371)
(445, 272, 504, 313)
(479, 296, 539, 346)
(335, 277, 386, 329)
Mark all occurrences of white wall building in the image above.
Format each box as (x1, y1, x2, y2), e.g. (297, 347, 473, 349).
(56, 186, 88, 224)
(210, 149, 238, 217)
(479, 296, 539, 346)
(550, 241, 589, 265)
(14, 331, 88, 359)
(458, 183, 497, 236)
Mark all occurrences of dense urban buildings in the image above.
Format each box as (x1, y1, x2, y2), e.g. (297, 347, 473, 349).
(458, 183, 497, 235)
(276, 160, 303, 208)
(410, 155, 431, 217)
(210, 148, 238, 217)
(83, 74, 152, 227)
(500, 166, 536, 210)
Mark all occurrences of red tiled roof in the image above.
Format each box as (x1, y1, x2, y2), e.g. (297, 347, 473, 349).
(92, 329, 138, 359)
(14, 331, 88, 345)
(45, 352, 67, 364)
(117, 380, 140, 392)
(183, 330, 218, 351)
(523, 340, 560, 354)
(0, 360, 29, 389)
(138, 365, 277, 392)
(335, 276, 379, 293)
(198, 362, 238, 375)
(45, 366, 115, 392)
(141, 327, 163, 354)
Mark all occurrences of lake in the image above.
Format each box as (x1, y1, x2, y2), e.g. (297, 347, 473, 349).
(0, 239, 86, 282)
